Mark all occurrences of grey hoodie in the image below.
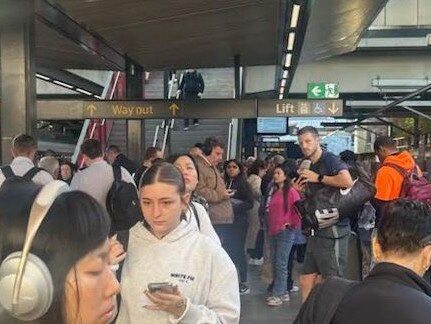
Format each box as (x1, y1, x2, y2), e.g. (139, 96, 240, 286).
(116, 221, 240, 324)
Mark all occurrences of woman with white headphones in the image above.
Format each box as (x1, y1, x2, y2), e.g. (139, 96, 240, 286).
(0, 180, 120, 323)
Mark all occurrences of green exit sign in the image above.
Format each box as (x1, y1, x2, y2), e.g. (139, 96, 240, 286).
(307, 82, 339, 99)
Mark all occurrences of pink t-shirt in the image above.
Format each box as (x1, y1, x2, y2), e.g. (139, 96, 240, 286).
(267, 187, 301, 236)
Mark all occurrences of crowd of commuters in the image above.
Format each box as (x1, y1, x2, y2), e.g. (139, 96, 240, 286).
(1, 129, 431, 323)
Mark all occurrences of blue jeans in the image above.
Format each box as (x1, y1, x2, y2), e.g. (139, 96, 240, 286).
(270, 228, 295, 297)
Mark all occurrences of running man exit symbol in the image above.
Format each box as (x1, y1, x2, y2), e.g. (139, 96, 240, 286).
(325, 83, 339, 98)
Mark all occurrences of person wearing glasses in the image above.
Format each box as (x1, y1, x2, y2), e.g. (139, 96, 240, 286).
(295, 199, 431, 324)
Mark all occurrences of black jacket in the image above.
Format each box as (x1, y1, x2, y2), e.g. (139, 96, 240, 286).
(112, 153, 138, 176)
(295, 263, 431, 324)
(226, 176, 253, 217)
(332, 262, 431, 324)
(294, 276, 357, 324)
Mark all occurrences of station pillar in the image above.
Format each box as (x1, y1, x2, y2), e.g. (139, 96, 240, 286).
(229, 54, 242, 159)
(0, 0, 37, 164)
(125, 57, 144, 164)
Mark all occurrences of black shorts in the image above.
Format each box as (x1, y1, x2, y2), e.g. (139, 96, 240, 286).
(302, 233, 350, 278)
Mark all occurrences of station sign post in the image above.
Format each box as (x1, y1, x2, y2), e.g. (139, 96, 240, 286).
(37, 99, 343, 119)
(82, 100, 257, 119)
(258, 99, 343, 117)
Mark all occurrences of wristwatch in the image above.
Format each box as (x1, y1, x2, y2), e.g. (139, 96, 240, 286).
(318, 174, 324, 183)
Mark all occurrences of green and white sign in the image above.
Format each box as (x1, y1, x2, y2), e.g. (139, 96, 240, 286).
(307, 82, 339, 99)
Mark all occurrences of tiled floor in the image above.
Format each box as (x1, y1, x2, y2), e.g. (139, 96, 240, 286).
(240, 264, 301, 324)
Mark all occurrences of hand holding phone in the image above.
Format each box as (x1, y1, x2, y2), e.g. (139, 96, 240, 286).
(147, 282, 175, 294)
(144, 283, 186, 318)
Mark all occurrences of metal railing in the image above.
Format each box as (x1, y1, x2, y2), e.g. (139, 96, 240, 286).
(72, 71, 120, 166)
(153, 72, 183, 155)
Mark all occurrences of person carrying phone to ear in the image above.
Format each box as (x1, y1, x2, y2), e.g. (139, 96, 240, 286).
(116, 162, 240, 324)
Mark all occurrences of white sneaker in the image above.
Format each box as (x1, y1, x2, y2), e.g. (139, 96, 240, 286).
(267, 296, 283, 306)
(281, 293, 290, 302)
(290, 285, 299, 293)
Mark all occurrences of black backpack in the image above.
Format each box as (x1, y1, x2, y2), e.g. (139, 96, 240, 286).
(0, 165, 42, 186)
(184, 71, 204, 94)
(106, 165, 142, 234)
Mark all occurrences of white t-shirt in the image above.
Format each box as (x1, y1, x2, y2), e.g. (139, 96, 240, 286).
(70, 160, 135, 209)
(0, 156, 53, 187)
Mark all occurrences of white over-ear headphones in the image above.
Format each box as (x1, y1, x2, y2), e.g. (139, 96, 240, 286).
(0, 180, 69, 321)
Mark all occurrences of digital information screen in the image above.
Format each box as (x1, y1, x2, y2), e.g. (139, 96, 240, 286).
(257, 117, 287, 134)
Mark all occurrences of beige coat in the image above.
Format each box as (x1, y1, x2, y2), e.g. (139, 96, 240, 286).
(195, 155, 234, 224)
(246, 174, 262, 249)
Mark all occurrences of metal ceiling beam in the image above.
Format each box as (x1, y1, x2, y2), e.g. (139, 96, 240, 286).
(356, 125, 380, 136)
(374, 117, 415, 136)
(401, 106, 431, 122)
(321, 122, 387, 127)
(36, 67, 103, 95)
(322, 119, 415, 136)
(347, 100, 431, 108)
(341, 82, 431, 131)
(322, 119, 416, 138)
(343, 111, 431, 119)
(35, 0, 125, 70)
(363, 27, 431, 39)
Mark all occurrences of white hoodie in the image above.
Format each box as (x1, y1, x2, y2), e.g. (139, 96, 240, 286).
(116, 221, 240, 324)
(185, 201, 221, 245)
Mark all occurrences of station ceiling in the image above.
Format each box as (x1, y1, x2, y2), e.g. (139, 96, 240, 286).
(39, 0, 280, 69)
(36, 21, 116, 70)
(36, 0, 387, 70)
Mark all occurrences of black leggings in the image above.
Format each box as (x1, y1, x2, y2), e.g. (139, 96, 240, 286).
(215, 216, 249, 283)
(248, 229, 264, 259)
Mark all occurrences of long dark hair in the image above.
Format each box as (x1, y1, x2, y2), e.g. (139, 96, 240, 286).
(168, 154, 200, 200)
(273, 163, 293, 214)
(0, 183, 110, 323)
(168, 153, 200, 181)
(223, 159, 246, 183)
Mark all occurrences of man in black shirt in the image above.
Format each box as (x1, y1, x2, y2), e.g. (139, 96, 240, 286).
(295, 126, 353, 302)
(133, 147, 163, 186)
(105, 145, 138, 176)
(178, 69, 205, 130)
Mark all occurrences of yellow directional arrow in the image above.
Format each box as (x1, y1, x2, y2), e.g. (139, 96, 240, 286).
(86, 104, 97, 117)
(328, 102, 339, 115)
(169, 103, 180, 116)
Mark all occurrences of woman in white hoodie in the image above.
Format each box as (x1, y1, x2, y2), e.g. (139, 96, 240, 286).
(116, 162, 240, 324)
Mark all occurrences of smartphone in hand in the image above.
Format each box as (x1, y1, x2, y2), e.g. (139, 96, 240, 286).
(147, 282, 174, 294)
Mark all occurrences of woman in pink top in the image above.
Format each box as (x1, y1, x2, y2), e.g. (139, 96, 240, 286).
(266, 163, 301, 306)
